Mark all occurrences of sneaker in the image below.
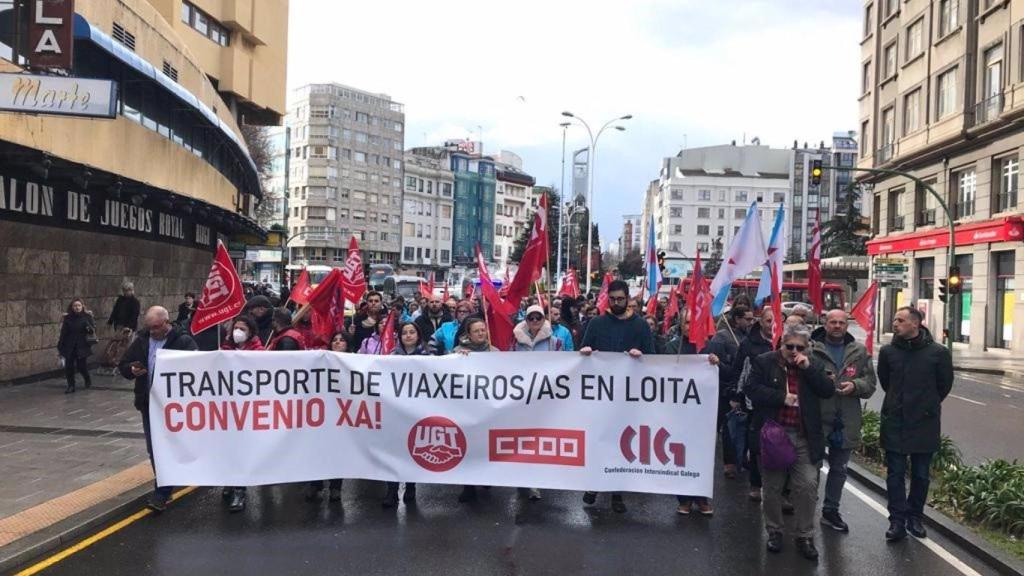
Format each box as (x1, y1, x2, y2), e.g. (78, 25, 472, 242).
(885, 519, 907, 542)
(696, 500, 714, 516)
(821, 509, 850, 533)
(748, 488, 762, 502)
(528, 488, 542, 501)
(676, 500, 692, 515)
(907, 517, 927, 539)
(582, 491, 597, 505)
(766, 531, 783, 553)
(795, 537, 819, 561)
(611, 495, 627, 514)
(724, 464, 737, 479)
(147, 491, 168, 513)
(304, 485, 322, 502)
(329, 487, 342, 502)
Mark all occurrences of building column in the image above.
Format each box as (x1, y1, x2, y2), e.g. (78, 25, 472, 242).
(969, 246, 989, 353)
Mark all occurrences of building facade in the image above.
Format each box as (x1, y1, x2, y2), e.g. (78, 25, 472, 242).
(790, 145, 829, 259)
(0, 0, 288, 380)
(401, 151, 455, 276)
(620, 214, 641, 256)
(283, 83, 405, 267)
(452, 152, 497, 266)
(860, 0, 1024, 352)
(493, 151, 536, 268)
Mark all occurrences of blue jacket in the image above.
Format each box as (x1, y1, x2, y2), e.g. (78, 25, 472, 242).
(428, 320, 460, 355)
(552, 323, 575, 352)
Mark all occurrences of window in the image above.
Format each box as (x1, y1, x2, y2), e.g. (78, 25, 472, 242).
(881, 106, 895, 148)
(670, 207, 682, 217)
(698, 190, 711, 201)
(441, 182, 452, 197)
(864, 3, 873, 37)
(773, 192, 786, 203)
(903, 89, 921, 134)
(906, 19, 923, 60)
(995, 157, 1019, 213)
(937, 68, 957, 119)
(442, 205, 452, 218)
(955, 169, 976, 218)
(697, 207, 711, 218)
(671, 189, 683, 200)
(442, 227, 451, 240)
(717, 208, 726, 219)
(717, 225, 725, 236)
(182, 1, 229, 46)
(916, 257, 935, 300)
(405, 176, 417, 190)
(718, 190, 727, 202)
(326, 208, 336, 221)
(734, 190, 748, 202)
(888, 188, 904, 231)
(983, 43, 1003, 100)
(938, 0, 958, 37)
(403, 247, 415, 261)
(861, 120, 870, 155)
(862, 61, 872, 94)
(181, 2, 192, 23)
(441, 250, 450, 263)
(734, 208, 746, 219)
(494, 245, 502, 258)
(883, 0, 896, 18)
(883, 42, 897, 79)
(697, 225, 710, 236)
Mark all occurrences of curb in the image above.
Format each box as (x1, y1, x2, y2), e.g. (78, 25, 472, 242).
(0, 484, 152, 574)
(847, 460, 1024, 576)
(955, 366, 1011, 377)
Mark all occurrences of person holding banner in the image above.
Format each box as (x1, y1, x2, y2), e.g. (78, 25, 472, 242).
(329, 331, 351, 353)
(429, 300, 475, 355)
(548, 305, 575, 352)
(382, 322, 429, 507)
(118, 306, 198, 513)
(358, 318, 389, 355)
(350, 291, 385, 351)
(452, 316, 498, 504)
(579, 280, 655, 514)
(746, 324, 835, 561)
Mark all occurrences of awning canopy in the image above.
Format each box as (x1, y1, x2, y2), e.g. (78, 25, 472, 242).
(866, 217, 1023, 255)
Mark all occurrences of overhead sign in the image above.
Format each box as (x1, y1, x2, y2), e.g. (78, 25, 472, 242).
(0, 73, 118, 118)
(27, 0, 75, 70)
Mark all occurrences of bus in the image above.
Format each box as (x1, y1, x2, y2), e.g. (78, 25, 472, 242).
(368, 264, 395, 291)
(677, 278, 846, 311)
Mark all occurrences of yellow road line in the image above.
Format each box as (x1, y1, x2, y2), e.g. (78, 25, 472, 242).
(14, 487, 197, 576)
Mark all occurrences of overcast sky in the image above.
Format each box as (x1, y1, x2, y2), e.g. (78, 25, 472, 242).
(287, 0, 861, 248)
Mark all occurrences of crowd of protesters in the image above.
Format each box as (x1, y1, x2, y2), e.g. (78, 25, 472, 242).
(54, 270, 952, 563)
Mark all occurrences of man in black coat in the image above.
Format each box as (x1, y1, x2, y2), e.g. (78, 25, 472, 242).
(108, 282, 141, 331)
(118, 306, 198, 512)
(877, 306, 953, 542)
(414, 295, 452, 342)
(746, 323, 835, 560)
(242, 295, 274, 344)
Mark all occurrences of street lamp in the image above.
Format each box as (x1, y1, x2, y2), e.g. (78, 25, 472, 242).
(557, 122, 571, 282)
(561, 111, 632, 292)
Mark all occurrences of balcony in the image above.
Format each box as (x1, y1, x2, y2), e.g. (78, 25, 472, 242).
(971, 93, 1004, 127)
(916, 208, 936, 226)
(888, 215, 905, 232)
(877, 142, 894, 163)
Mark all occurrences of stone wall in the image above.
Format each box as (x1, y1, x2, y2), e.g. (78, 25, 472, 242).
(0, 221, 212, 381)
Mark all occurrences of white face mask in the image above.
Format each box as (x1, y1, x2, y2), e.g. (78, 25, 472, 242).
(232, 329, 248, 345)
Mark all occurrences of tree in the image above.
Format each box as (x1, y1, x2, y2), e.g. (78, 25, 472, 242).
(241, 123, 279, 226)
(821, 185, 870, 257)
(617, 249, 644, 279)
(703, 237, 724, 278)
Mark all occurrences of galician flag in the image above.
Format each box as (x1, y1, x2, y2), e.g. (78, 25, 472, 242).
(644, 215, 662, 299)
(709, 202, 767, 316)
(755, 205, 786, 307)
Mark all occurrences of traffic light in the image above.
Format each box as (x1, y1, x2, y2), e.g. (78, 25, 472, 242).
(938, 278, 949, 303)
(810, 160, 823, 187)
(948, 266, 962, 295)
(657, 250, 666, 273)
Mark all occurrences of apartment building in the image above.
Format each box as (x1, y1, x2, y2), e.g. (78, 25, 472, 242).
(401, 151, 455, 276)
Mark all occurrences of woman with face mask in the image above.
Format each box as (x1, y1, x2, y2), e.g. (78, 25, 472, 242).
(57, 298, 96, 393)
(380, 322, 428, 508)
(220, 316, 265, 351)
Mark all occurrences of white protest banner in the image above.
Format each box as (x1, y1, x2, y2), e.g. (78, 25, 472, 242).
(150, 351, 719, 497)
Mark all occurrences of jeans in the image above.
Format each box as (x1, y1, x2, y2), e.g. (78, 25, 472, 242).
(140, 408, 173, 499)
(885, 451, 933, 522)
(64, 356, 90, 387)
(762, 430, 820, 538)
(726, 410, 748, 470)
(823, 447, 853, 513)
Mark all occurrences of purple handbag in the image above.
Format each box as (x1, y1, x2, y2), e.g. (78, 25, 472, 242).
(760, 419, 797, 470)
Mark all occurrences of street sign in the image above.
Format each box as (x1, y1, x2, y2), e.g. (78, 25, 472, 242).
(879, 281, 907, 289)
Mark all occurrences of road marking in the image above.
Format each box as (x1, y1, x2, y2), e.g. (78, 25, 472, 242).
(949, 394, 986, 406)
(828, 466, 982, 576)
(13, 487, 197, 576)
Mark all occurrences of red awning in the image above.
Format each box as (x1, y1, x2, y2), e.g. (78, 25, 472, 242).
(866, 217, 1024, 255)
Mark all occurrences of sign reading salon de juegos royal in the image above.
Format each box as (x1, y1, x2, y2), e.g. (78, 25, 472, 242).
(0, 170, 216, 250)
(867, 217, 1024, 255)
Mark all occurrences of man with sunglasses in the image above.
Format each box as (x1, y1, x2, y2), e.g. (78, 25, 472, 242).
(578, 280, 655, 513)
(746, 324, 835, 561)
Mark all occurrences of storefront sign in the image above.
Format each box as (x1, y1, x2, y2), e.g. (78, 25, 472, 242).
(0, 169, 215, 250)
(867, 218, 1024, 255)
(0, 73, 117, 118)
(27, 0, 75, 70)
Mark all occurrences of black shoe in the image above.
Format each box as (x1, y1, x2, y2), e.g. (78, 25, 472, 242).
(907, 517, 927, 538)
(64, 384, 75, 394)
(885, 519, 907, 542)
(458, 486, 477, 503)
(147, 492, 169, 513)
(611, 495, 627, 514)
(221, 487, 232, 500)
(329, 487, 342, 502)
(582, 491, 597, 505)
(821, 509, 850, 533)
(382, 487, 399, 508)
(766, 531, 783, 553)
(795, 537, 819, 560)
(228, 489, 246, 512)
(403, 485, 416, 504)
(782, 499, 795, 515)
(84, 380, 92, 389)
(304, 485, 322, 502)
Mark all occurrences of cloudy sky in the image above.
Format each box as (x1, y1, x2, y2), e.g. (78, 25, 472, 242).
(287, 0, 862, 247)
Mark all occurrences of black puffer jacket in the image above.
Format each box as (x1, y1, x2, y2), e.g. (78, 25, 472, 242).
(877, 328, 953, 454)
(118, 326, 198, 410)
(729, 323, 774, 401)
(745, 350, 836, 463)
(57, 311, 96, 360)
(108, 295, 140, 330)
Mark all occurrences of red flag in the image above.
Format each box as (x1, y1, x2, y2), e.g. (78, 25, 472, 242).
(645, 291, 659, 317)
(595, 272, 614, 314)
(770, 262, 783, 348)
(538, 192, 550, 260)
(505, 211, 546, 305)
(379, 309, 398, 354)
(558, 269, 580, 298)
(342, 236, 366, 304)
(477, 245, 516, 316)
(808, 213, 823, 316)
(419, 272, 434, 300)
(291, 268, 313, 306)
(851, 281, 879, 355)
(442, 283, 450, 301)
(687, 251, 714, 350)
(307, 268, 346, 341)
(192, 241, 246, 335)
(662, 280, 683, 333)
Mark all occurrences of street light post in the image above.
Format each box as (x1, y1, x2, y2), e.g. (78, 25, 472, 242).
(562, 111, 632, 293)
(556, 122, 570, 282)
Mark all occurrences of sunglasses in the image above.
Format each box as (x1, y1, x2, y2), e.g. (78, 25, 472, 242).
(784, 344, 806, 352)
(526, 315, 544, 321)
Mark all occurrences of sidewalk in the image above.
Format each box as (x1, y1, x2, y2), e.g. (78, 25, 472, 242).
(0, 370, 153, 572)
(872, 331, 1024, 377)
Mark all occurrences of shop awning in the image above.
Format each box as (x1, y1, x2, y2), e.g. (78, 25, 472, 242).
(866, 217, 1023, 255)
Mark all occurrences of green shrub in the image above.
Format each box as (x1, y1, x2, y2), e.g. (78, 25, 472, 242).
(859, 406, 881, 460)
(934, 460, 1024, 537)
(932, 435, 963, 474)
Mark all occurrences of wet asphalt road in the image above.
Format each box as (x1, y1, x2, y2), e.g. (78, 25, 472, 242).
(15, 464, 998, 576)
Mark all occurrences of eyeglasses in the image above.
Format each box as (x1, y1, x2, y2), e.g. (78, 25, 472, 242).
(608, 296, 628, 303)
(784, 344, 806, 352)
(526, 315, 544, 321)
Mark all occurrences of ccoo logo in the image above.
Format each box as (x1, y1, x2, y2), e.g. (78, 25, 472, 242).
(620, 425, 685, 467)
(408, 416, 467, 472)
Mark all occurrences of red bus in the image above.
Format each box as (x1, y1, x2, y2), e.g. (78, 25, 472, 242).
(676, 278, 846, 311)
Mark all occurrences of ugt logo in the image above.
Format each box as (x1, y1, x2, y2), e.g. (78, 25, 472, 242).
(620, 425, 685, 467)
(408, 416, 467, 472)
